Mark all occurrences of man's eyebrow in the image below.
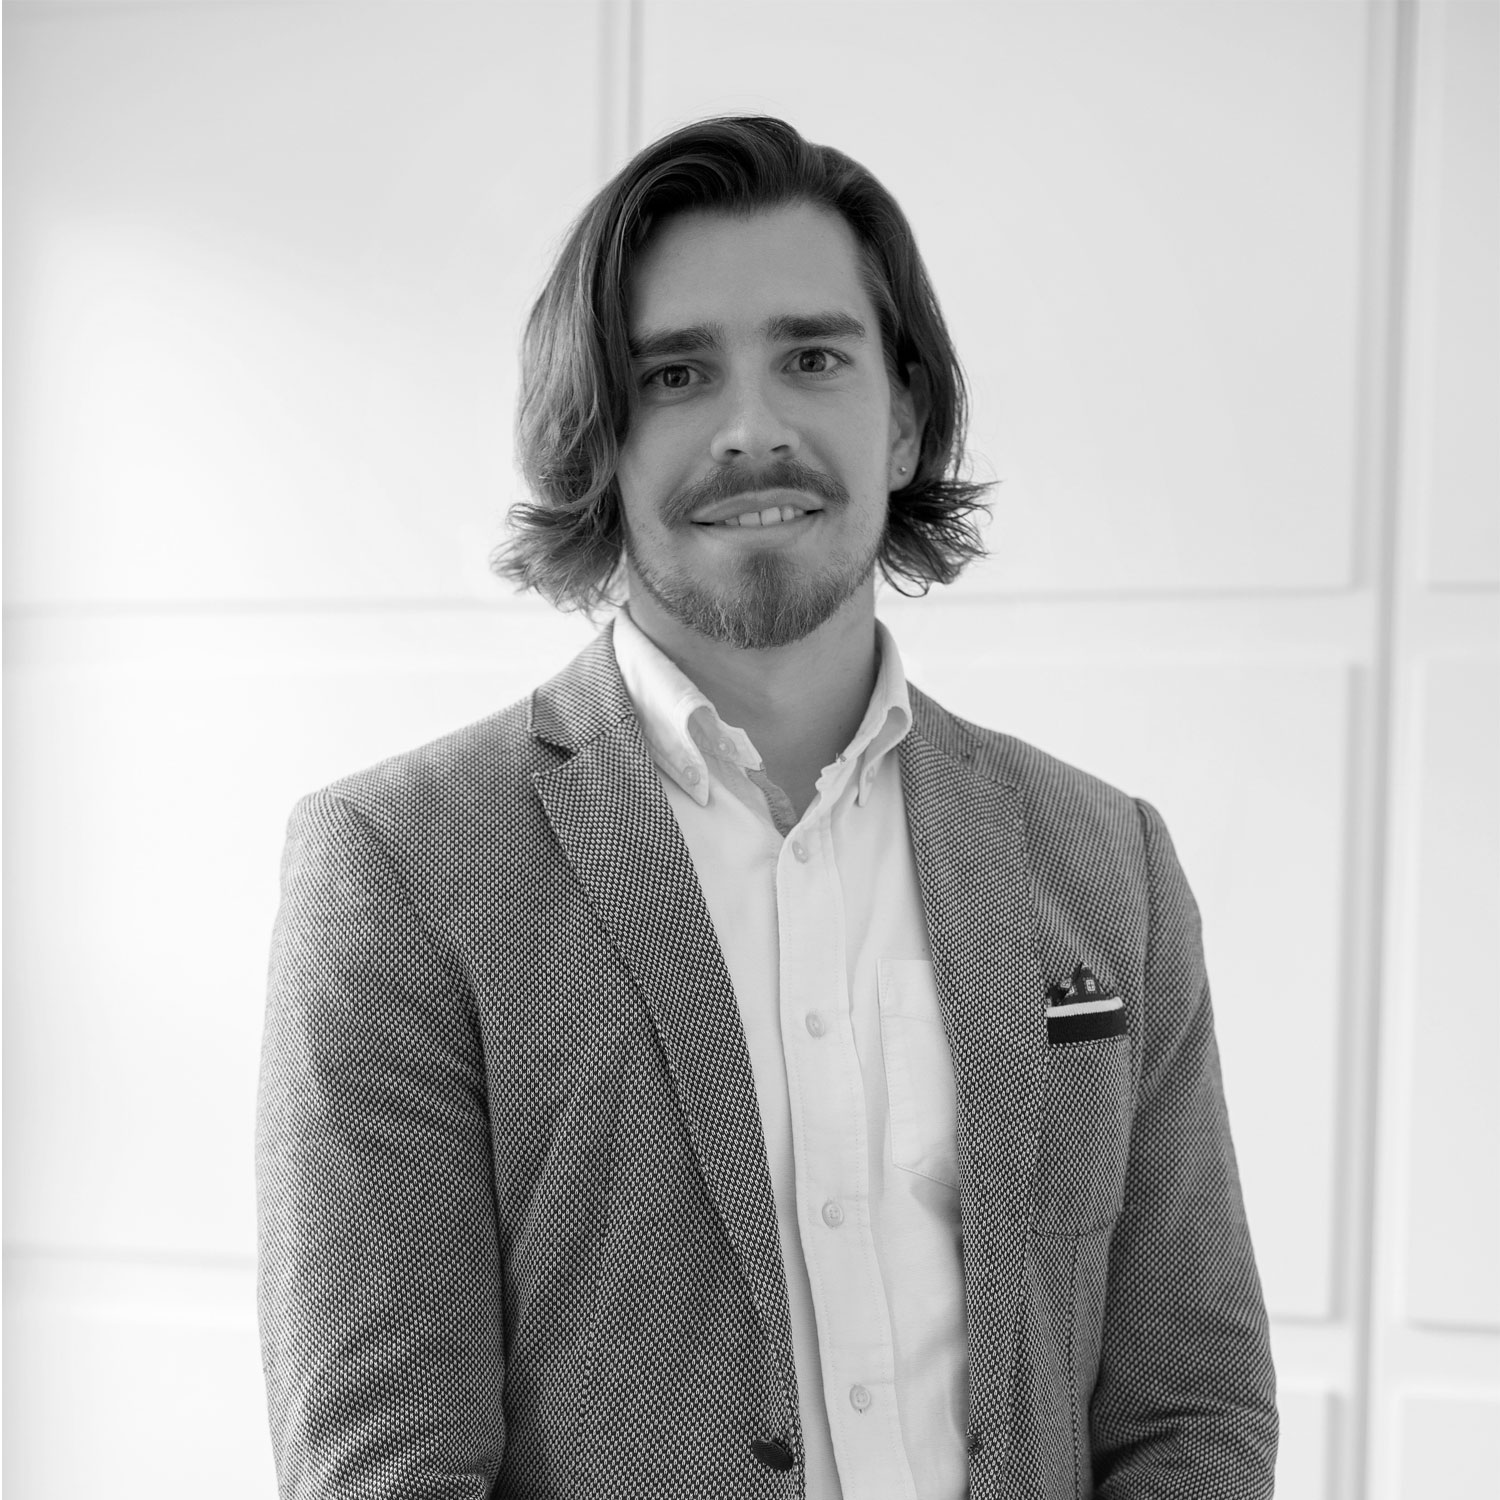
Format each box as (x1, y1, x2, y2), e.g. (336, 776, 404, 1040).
(628, 324, 725, 361)
(763, 312, 867, 343)
(627, 311, 868, 361)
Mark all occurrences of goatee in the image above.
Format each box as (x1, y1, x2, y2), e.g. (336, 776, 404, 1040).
(626, 528, 881, 651)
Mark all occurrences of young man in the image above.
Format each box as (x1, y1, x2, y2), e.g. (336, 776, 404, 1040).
(257, 117, 1277, 1499)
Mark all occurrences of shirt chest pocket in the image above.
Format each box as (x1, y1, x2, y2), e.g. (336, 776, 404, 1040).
(1032, 1030, 1134, 1236)
(878, 959, 960, 1190)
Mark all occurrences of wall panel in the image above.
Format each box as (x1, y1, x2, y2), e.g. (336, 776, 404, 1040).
(1396, 1394, 1497, 1495)
(3, 1, 604, 608)
(1276, 1390, 1338, 1500)
(1402, 658, 1500, 1330)
(1415, 0, 1500, 586)
(4, 1254, 270, 1499)
(1366, 6, 1500, 1493)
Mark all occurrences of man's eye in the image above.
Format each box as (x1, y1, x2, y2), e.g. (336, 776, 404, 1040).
(791, 348, 843, 375)
(645, 364, 695, 390)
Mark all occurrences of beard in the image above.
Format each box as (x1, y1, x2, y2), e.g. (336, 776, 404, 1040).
(625, 523, 882, 651)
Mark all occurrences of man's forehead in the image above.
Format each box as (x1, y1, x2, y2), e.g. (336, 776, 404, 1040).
(626, 202, 873, 331)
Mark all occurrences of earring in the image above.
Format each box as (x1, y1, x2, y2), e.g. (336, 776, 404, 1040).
(897, 465, 908, 475)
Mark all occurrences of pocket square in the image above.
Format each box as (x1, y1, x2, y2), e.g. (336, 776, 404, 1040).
(1045, 963, 1129, 1044)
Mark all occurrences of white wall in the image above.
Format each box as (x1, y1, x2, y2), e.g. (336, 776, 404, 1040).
(4, 2, 1496, 1495)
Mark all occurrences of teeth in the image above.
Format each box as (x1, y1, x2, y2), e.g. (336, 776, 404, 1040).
(716, 505, 808, 528)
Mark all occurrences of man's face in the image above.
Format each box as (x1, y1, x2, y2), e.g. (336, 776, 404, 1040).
(615, 201, 919, 651)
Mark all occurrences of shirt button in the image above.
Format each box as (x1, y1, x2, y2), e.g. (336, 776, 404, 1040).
(805, 1013, 826, 1038)
(821, 1200, 844, 1228)
(850, 1384, 873, 1412)
(718, 738, 734, 756)
(682, 765, 700, 786)
(791, 841, 809, 862)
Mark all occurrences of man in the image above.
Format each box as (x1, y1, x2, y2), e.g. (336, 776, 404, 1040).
(257, 116, 1277, 1498)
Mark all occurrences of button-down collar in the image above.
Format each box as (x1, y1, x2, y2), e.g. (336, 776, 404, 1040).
(611, 607, 913, 814)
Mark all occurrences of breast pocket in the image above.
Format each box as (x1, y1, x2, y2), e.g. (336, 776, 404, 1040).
(1032, 1029, 1134, 1236)
(878, 959, 960, 1190)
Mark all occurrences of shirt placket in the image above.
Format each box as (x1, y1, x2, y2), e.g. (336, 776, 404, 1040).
(777, 788, 918, 1500)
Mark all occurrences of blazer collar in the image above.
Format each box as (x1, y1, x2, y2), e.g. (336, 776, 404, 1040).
(528, 621, 634, 755)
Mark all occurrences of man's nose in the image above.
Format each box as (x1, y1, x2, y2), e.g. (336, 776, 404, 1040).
(708, 374, 798, 464)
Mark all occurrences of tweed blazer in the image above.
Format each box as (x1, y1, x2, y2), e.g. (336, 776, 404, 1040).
(256, 626, 1278, 1499)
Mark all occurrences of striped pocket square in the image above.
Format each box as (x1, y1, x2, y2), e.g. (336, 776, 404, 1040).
(1046, 964, 1129, 1044)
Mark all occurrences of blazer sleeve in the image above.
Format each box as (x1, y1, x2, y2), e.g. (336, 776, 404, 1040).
(1089, 797, 1278, 1497)
(256, 790, 506, 1498)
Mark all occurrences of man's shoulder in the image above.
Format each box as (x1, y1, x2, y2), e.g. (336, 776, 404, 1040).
(320, 694, 546, 807)
(283, 698, 549, 870)
(295, 629, 628, 843)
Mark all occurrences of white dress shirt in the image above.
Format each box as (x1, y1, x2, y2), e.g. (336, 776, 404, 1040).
(612, 608, 969, 1500)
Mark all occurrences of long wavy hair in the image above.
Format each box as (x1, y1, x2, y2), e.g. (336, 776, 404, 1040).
(492, 115, 993, 613)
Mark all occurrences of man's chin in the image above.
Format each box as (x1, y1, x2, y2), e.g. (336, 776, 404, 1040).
(672, 590, 836, 652)
(632, 553, 868, 652)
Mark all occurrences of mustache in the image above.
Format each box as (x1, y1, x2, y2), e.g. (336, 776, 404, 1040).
(661, 459, 849, 524)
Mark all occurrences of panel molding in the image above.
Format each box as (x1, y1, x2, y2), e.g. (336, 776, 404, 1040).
(1363, 1, 1500, 1495)
(5, 1244, 257, 1327)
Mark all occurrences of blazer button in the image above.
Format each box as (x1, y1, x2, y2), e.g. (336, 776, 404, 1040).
(750, 1437, 795, 1472)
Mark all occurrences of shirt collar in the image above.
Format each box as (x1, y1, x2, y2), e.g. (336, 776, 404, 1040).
(841, 620, 913, 806)
(610, 607, 913, 809)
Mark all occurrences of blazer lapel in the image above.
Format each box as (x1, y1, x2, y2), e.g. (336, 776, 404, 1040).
(901, 690, 1048, 1467)
(529, 629, 798, 1422)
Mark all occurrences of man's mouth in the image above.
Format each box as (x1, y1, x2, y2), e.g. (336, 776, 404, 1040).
(689, 489, 826, 528)
(706, 503, 816, 529)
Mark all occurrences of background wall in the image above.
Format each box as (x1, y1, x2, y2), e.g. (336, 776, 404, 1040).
(4, 1, 1496, 1495)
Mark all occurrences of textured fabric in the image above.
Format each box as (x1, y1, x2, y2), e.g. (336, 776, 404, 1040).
(256, 623, 1279, 1499)
(612, 609, 968, 1499)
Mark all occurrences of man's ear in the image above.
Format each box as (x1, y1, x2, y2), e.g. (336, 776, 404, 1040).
(890, 362, 930, 483)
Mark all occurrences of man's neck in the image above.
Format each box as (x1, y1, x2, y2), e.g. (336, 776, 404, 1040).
(624, 583, 880, 819)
